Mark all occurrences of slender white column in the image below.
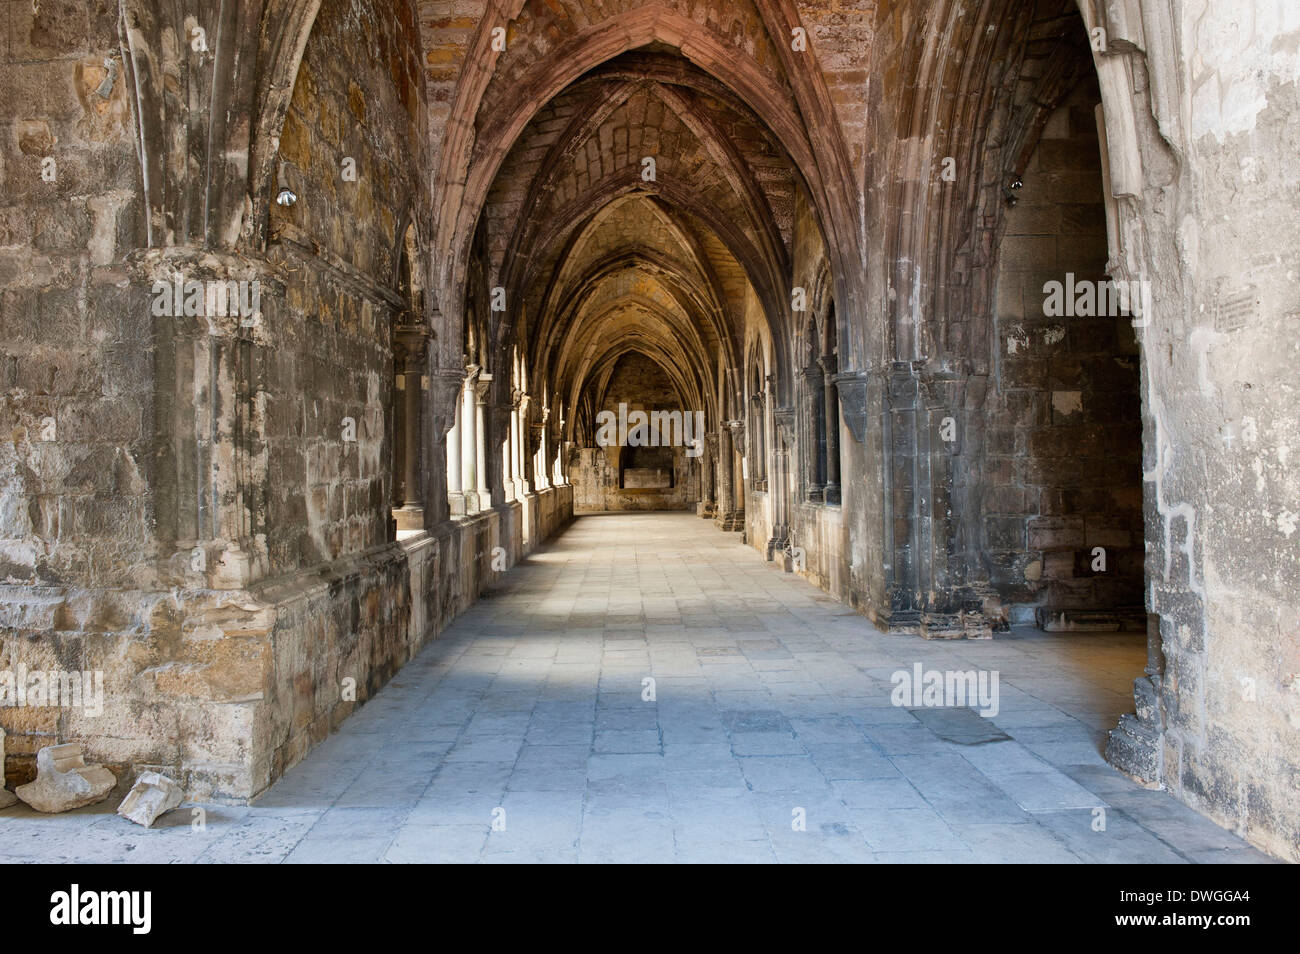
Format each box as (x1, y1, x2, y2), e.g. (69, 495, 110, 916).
(461, 378, 477, 512)
(475, 386, 491, 509)
(511, 403, 524, 497)
(502, 428, 513, 502)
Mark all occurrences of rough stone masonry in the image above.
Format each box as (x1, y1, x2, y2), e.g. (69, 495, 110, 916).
(0, 0, 1296, 861)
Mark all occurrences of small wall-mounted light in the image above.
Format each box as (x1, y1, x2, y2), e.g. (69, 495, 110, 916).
(94, 56, 119, 99)
(276, 187, 298, 207)
(1003, 177, 1024, 208)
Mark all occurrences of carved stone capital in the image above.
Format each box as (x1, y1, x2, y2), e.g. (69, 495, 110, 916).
(394, 323, 429, 374)
(774, 406, 796, 446)
(832, 371, 869, 444)
(430, 369, 467, 438)
(726, 419, 745, 455)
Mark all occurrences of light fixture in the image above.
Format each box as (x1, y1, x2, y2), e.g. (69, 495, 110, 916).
(1003, 176, 1023, 208)
(276, 187, 298, 207)
(94, 57, 118, 99)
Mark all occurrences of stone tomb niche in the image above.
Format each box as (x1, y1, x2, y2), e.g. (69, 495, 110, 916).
(620, 445, 675, 489)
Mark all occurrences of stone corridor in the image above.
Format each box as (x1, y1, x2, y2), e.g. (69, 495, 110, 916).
(0, 514, 1271, 864)
(4, 0, 1298, 862)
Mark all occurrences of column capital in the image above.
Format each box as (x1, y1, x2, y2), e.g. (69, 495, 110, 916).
(430, 368, 467, 439)
(726, 419, 746, 456)
(832, 371, 869, 444)
(394, 323, 429, 373)
(774, 406, 796, 446)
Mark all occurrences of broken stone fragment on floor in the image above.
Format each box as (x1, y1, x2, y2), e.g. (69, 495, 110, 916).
(0, 727, 16, 809)
(117, 771, 183, 827)
(15, 743, 116, 813)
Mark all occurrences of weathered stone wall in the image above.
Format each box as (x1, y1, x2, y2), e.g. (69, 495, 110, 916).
(788, 501, 848, 597)
(184, 0, 576, 799)
(1134, 0, 1300, 862)
(986, 83, 1144, 625)
(0, 0, 579, 803)
(263, 0, 423, 574)
(0, 1, 148, 590)
(744, 486, 771, 552)
(771, 188, 875, 610)
(571, 352, 702, 512)
(130, 0, 431, 798)
(0, 0, 156, 788)
(857, 0, 1300, 860)
(573, 447, 700, 512)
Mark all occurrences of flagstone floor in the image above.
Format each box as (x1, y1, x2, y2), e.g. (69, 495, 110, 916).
(0, 513, 1275, 863)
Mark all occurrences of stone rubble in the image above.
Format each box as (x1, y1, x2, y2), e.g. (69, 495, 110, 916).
(15, 744, 116, 813)
(117, 772, 184, 827)
(0, 728, 16, 810)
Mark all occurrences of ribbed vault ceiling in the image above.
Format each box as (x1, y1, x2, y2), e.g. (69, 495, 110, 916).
(475, 49, 806, 429)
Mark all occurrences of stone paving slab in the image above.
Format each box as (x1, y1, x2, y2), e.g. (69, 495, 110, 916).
(0, 513, 1278, 864)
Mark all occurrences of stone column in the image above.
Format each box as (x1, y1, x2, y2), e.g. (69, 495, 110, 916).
(729, 419, 747, 508)
(533, 406, 550, 490)
(446, 397, 464, 516)
(698, 434, 716, 518)
(500, 408, 514, 503)
(394, 325, 428, 531)
(489, 399, 511, 509)
(769, 406, 795, 564)
(749, 393, 767, 492)
(128, 249, 272, 590)
(552, 413, 568, 485)
(475, 373, 493, 510)
(715, 429, 732, 517)
(805, 366, 826, 502)
(502, 392, 516, 501)
(528, 422, 544, 490)
(431, 368, 465, 525)
(820, 355, 841, 506)
(714, 427, 742, 531)
(516, 393, 531, 497)
(461, 369, 478, 513)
